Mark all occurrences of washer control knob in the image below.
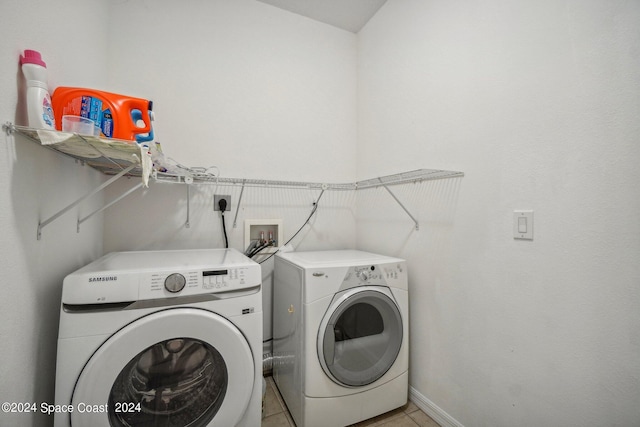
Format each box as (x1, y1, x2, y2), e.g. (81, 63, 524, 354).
(165, 273, 186, 293)
(359, 271, 369, 282)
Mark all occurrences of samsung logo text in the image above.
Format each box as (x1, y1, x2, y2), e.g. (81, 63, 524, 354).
(88, 276, 118, 283)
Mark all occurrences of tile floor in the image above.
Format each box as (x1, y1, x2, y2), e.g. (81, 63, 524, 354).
(262, 376, 441, 427)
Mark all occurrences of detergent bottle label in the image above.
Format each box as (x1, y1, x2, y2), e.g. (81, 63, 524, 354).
(61, 95, 115, 138)
(42, 95, 55, 128)
(101, 109, 114, 138)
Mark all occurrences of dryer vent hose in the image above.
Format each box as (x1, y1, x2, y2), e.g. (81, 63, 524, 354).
(263, 353, 273, 375)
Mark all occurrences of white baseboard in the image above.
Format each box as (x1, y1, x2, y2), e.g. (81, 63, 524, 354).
(409, 386, 465, 427)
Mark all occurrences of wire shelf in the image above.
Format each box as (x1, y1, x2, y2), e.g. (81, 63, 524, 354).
(4, 122, 464, 238)
(356, 169, 464, 189)
(5, 123, 463, 190)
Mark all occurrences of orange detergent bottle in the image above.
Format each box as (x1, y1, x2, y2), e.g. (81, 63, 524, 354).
(52, 87, 152, 141)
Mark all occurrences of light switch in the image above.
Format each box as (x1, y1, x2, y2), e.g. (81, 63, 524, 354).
(518, 217, 527, 233)
(514, 210, 533, 240)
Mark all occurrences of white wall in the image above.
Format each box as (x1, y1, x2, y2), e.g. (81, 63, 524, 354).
(357, 1, 640, 426)
(0, 1, 109, 426)
(106, 0, 358, 183)
(102, 0, 359, 344)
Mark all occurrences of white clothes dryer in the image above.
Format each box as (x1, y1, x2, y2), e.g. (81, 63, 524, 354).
(54, 249, 262, 427)
(273, 250, 409, 427)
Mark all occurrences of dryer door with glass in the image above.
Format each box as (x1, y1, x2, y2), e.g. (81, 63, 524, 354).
(317, 286, 403, 387)
(70, 308, 255, 427)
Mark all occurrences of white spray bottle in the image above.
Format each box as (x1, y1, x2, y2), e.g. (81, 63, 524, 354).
(20, 50, 55, 129)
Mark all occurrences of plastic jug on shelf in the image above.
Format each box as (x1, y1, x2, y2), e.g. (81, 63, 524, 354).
(52, 87, 152, 141)
(20, 49, 55, 130)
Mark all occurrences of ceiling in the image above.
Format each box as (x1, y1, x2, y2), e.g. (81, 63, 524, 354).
(255, 0, 388, 33)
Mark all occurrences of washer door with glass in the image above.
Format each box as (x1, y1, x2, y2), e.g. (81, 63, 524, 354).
(71, 308, 255, 427)
(317, 287, 403, 387)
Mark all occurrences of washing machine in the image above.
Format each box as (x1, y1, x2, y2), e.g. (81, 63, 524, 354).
(273, 250, 409, 427)
(54, 248, 262, 427)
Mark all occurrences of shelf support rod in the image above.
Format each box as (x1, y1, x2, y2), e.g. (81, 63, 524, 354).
(77, 182, 144, 232)
(233, 179, 246, 228)
(379, 179, 420, 231)
(37, 164, 137, 240)
(185, 184, 191, 228)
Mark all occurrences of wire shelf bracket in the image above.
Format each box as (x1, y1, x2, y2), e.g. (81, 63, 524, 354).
(185, 184, 191, 229)
(232, 179, 246, 228)
(381, 181, 420, 231)
(37, 164, 137, 240)
(77, 181, 144, 233)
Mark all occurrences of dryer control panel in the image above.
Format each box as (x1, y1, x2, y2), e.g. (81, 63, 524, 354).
(338, 262, 406, 292)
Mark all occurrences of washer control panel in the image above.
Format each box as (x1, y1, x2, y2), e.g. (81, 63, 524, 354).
(140, 266, 254, 299)
(62, 249, 261, 305)
(202, 269, 244, 291)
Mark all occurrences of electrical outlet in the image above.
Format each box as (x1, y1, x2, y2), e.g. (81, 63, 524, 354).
(214, 195, 231, 211)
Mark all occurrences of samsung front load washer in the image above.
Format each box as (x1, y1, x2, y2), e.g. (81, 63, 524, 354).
(273, 250, 409, 427)
(54, 249, 262, 427)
